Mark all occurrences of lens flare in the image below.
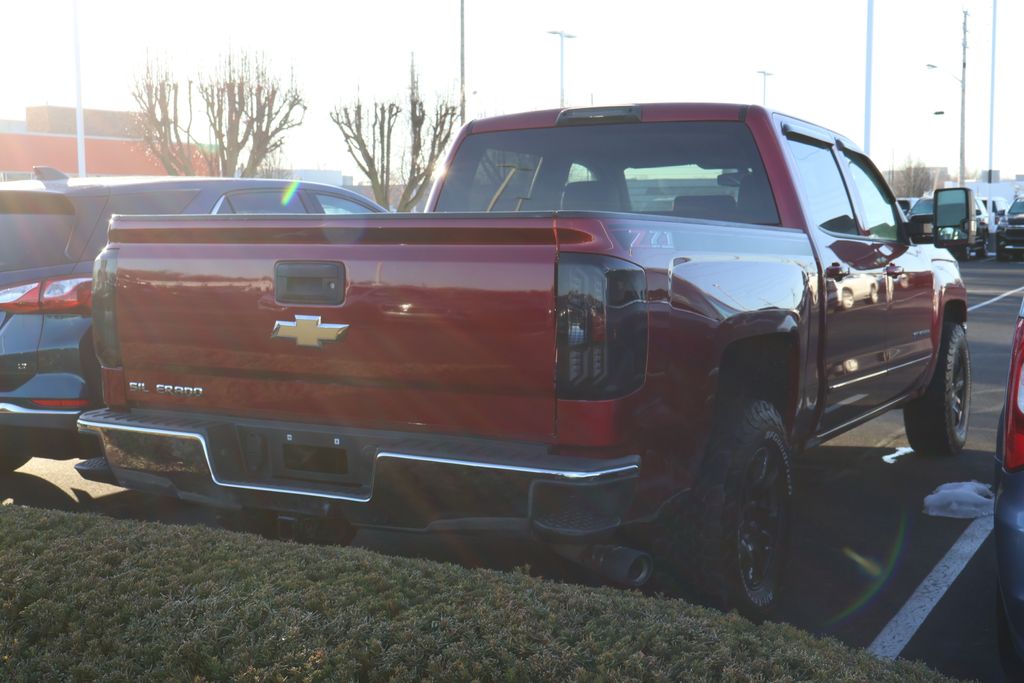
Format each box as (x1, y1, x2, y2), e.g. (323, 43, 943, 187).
(825, 510, 907, 626)
(281, 180, 300, 207)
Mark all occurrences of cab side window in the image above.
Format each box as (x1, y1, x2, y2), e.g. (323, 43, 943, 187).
(843, 153, 900, 241)
(786, 139, 859, 235)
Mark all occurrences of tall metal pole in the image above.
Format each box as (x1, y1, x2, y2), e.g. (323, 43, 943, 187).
(987, 0, 997, 207)
(864, 0, 874, 155)
(548, 31, 575, 107)
(459, 0, 465, 124)
(559, 35, 564, 107)
(756, 71, 772, 106)
(959, 10, 968, 185)
(72, 0, 86, 177)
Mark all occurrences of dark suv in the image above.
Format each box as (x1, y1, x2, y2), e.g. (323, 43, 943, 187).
(997, 198, 1024, 261)
(0, 172, 383, 472)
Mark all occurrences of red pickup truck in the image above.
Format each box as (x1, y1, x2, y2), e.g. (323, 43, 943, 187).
(78, 104, 974, 618)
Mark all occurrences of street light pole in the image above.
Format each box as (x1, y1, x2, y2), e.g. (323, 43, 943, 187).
(72, 0, 86, 177)
(927, 56, 968, 185)
(548, 30, 575, 107)
(864, 0, 874, 155)
(959, 10, 968, 186)
(987, 0, 996, 207)
(459, 0, 466, 124)
(756, 70, 772, 106)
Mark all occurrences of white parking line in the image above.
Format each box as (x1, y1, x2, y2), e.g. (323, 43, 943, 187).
(867, 515, 994, 659)
(967, 283, 1024, 313)
(861, 277, 1020, 660)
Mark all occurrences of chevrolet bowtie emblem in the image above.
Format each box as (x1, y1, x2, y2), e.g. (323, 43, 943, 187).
(272, 315, 349, 348)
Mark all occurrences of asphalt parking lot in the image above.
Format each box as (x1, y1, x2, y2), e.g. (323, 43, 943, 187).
(2, 256, 1020, 681)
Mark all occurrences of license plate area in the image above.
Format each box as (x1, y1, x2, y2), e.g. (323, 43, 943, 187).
(281, 443, 349, 484)
(234, 426, 367, 491)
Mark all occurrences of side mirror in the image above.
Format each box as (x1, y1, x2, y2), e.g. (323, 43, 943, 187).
(905, 214, 934, 244)
(933, 187, 976, 249)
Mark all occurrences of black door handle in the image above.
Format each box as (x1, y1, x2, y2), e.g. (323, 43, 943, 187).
(275, 261, 345, 305)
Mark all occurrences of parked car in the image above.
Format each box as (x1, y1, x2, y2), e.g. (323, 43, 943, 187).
(77, 104, 972, 619)
(896, 197, 918, 216)
(0, 171, 383, 472)
(909, 195, 988, 259)
(996, 305, 1024, 675)
(996, 197, 1024, 261)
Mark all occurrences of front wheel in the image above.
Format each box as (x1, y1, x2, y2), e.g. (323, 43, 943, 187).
(903, 322, 970, 457)
(660, 400, 793, 620)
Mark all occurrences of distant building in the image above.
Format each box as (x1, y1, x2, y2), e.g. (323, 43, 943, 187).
(945, 172, 1023, 203)
(0, 105, 164, 180)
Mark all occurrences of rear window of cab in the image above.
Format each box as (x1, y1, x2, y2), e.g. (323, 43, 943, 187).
(435, 121, 780, 226)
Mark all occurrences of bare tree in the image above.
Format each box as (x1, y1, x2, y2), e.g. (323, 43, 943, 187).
(891, 157, 940, 198)
(133, 55, 305, 178)
(331, 100, 401, 207)
(198, 55, 306, 177)
(332, 59, 459, 211)
(254, 148, 291, 179)
(132, 61, 211, 175)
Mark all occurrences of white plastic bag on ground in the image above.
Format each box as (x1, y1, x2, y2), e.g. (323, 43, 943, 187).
(923, 481, 994, 519)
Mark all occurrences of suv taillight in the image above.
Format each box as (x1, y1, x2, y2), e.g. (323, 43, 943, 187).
(92, 248, 121, 368)
(0, 277, 92, 313)
(556, 254, 647, 400)
(1006, 315, 1024, 471)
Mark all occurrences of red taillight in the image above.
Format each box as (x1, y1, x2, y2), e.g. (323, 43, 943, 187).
(0, 283, 42, 312)
(30, 399, 90, 409)
(0, 277, 91, 314)
(1005, 318, 1024, 471)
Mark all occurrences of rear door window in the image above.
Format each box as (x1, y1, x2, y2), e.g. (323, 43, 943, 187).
(0, 192, 76, 273)
(842, 152, 900, 241)
(435, 121, 779, 225)
(309, 193, 373, 214)
(219, 189, 307, 214)
(785, 140, 859, 236)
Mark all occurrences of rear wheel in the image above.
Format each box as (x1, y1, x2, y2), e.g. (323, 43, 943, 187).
(660, 399, 793, 620)
(903, 322, 970, 457)
(998, 246, 1009, 262)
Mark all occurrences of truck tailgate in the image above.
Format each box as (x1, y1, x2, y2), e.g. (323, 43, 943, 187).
(110, 215, 558, 441)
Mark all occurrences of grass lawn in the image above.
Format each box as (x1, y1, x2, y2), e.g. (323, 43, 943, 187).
(0, 505, 951, 681)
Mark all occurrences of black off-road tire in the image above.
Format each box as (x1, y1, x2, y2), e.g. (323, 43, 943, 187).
(661, 399, 793, 621)
(997, 247, 1009, 262)
(903, 322, 970, 457)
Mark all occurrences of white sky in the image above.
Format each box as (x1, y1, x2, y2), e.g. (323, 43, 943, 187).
(2, 0, 1018, 181)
